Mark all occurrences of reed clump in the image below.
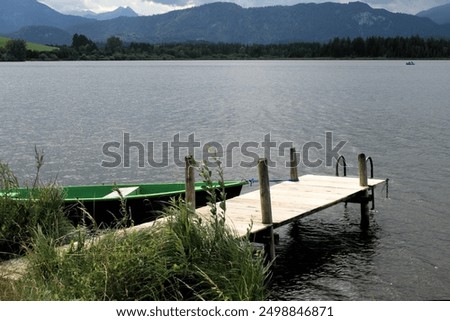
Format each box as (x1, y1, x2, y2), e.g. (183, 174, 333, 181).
(0, 154, 74, 261)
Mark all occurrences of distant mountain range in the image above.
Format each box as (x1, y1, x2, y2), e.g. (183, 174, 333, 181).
(70, 7, 139, 21)
(417, 3, 450, 25)
(1, 0, 450, 46)
(0, 0, 88, 33)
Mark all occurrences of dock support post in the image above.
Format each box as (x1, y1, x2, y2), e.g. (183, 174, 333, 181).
(185, 155, 196, 210)
(289, 147, 299, 182)
(258, 158, 276, 262)
(358, 153, 370, 229)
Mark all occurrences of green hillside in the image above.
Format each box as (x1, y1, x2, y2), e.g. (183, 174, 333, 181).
(0, 36, 58, 52)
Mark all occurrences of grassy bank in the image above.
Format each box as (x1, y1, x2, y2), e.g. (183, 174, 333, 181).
(0, 159, 269, 300)
(0, 36, 58, 52)
(17, 203, 268, 300)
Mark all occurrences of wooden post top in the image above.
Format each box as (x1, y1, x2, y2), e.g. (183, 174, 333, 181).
(358, 153, 368, 187)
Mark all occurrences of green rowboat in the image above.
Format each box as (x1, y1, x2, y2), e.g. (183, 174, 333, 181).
(1, 180, 246, 226)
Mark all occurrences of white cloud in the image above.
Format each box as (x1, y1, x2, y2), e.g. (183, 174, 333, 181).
(365, 0, 449, 14)
(38, 0, 194, 15)
(38, 0, 450, 16)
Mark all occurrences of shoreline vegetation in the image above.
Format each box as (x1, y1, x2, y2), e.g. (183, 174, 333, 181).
(1, 34, 450, 61)
(0, 155, 269, 301)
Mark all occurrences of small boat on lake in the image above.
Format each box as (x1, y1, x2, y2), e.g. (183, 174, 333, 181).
(1, 181, 246, 226)
(406, 61, 415, 65)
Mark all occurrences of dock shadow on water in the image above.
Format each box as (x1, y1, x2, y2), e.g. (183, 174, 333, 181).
(268, 207, 382, 301)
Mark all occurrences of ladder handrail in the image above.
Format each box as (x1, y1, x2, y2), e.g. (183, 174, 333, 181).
(336, 155, 347, 177)
(366, 156, 374, 179)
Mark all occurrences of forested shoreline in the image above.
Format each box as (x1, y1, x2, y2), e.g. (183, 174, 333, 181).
(1, 34, 450, 61)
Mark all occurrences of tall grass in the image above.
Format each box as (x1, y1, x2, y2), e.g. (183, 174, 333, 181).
(0, 153, 74, 300)
(0, 156, 74, 261)
(13, 160, 270, 300)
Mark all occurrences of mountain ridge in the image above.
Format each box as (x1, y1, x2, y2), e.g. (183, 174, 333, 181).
(74, 7, 139, 20)
(0, 0, 91, 34)
(417, 3, 450, 25)
(2, 1, 450, 45)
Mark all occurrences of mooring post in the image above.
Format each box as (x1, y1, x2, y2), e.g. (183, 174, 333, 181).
(258, 158, 273, 224)
(358, 153, 370, 229)
(185, 155, 196, 210)
(289, 147, 299, 182)
(258, 158, 276, 261)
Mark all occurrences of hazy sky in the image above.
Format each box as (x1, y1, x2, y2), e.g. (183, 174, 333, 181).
(38, 0, 450, 16)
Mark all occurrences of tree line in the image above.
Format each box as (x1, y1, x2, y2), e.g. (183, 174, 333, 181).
(2, 34, 450, 61)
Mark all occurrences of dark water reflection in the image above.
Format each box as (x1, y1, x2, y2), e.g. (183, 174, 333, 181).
(269, 208, 384, 300)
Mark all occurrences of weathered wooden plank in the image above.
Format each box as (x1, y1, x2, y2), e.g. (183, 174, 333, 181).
(298, 174, 384, 187)
(239, 188, 362, 202)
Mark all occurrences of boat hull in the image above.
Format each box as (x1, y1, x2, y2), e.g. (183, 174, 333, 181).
(62, 181, 245, 226)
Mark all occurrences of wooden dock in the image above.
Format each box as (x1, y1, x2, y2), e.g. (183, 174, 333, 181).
(190, 152, 387, 260)
(196, 174, 386, 238)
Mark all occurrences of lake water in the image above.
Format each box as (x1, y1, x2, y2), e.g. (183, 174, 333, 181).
(1, 60, 449, 300)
